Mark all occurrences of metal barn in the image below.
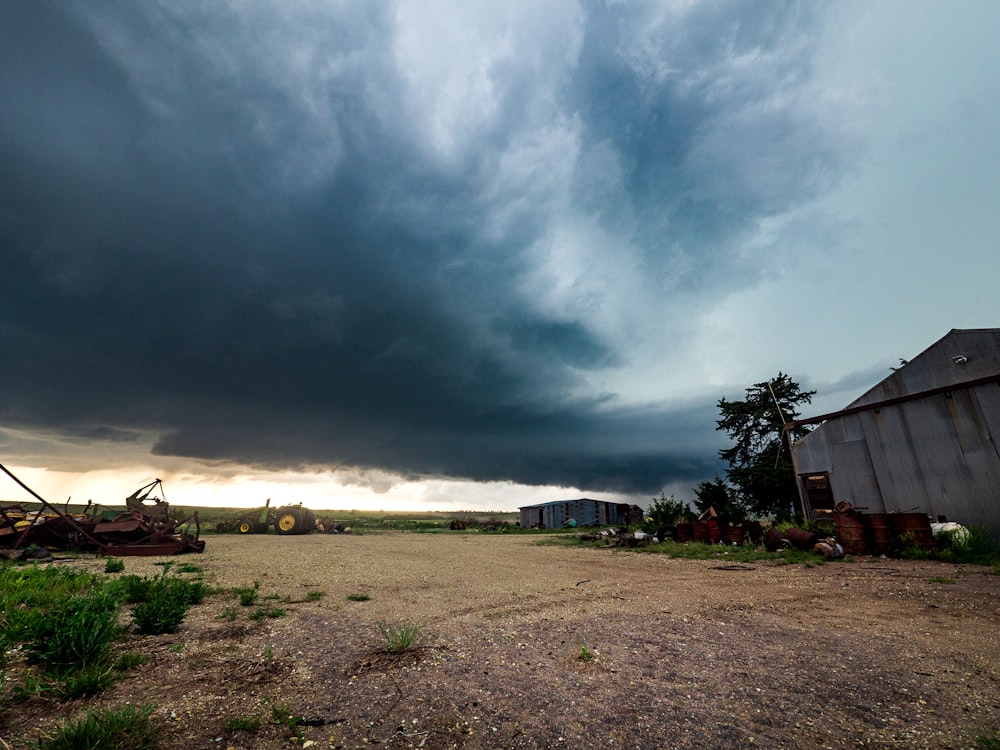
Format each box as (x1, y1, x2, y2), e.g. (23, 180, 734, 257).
(518, 498, 634, 528)
(789, 329, 1000, 536)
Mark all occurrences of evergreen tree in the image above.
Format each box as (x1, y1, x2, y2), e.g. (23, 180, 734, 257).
(716, 373, 815, 520)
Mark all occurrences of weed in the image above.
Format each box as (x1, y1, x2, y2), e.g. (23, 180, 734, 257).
(26, 591, 119, 677)
(305, 590, 325, 602)
(175, 563, 203, 574)
(12, 670, 44, 702)
(347, 593, 370, 602)
(103, 557, 125, 574)
(132, 578, 197, 635)
(111, 574, 153, 604)
(218, 606, 239, 621)
(224, 715, 262, 732)
(378, 620, 421, 653)
(264, 644, 274, 661)
(38, 704, 159, 750)
(170, 642, 185, 654)
(577, 645, 596, 662)
(265, 695, 304, 740)
(54, 664, 117, 700)
(929, 576, 956, 584)
(113, 652, 147, 671)
(237, 588, 259, 607)
(976, 729, 1000, 750)
(249, 606, 286, 621)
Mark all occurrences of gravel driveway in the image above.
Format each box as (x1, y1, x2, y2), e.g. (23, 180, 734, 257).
(5, 532, 999, 749)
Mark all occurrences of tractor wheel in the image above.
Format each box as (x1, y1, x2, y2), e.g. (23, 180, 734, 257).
(274, 507, 316, 535)
(237, 520, 254, 534)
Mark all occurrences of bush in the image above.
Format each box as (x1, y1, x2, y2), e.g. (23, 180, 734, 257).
(645, 493, 694, 527)
(103, 558, 125, 574)
(935, 525, 1000, 566)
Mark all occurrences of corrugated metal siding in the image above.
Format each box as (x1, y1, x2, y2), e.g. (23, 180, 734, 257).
(792, 381, 1000, 535)
(851, 329, 1000, 407)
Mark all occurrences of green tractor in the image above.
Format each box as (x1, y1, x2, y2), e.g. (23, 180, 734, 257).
(271, 504, 316, 535)
(222, 499, 316, 535)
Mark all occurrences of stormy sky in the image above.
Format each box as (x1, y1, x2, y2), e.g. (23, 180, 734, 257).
(2, 1, 998, 509)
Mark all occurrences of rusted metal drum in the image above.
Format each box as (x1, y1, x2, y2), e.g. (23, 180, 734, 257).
(834, 511, 868, 556)
(864, 513, 892, 555)
(783, 527, 820, 550)
(890, 513, 935, 551)
(764, 527, 787, 551)
(675, 522, 693, 542)
(691, 520, 711, 543)
(707, 518, 721, 544)
(721, 525, 745, 545)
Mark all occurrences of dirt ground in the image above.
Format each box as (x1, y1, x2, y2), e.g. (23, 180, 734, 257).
(3, 532, 999, 750)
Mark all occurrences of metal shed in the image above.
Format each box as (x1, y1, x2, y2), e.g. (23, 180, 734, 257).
(518, 498, 635, 528)
(788, 329, 1000, 536)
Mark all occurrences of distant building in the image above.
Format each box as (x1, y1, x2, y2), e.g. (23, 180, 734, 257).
(518, 498, 641, 528)
(789, 329, 1000, 536)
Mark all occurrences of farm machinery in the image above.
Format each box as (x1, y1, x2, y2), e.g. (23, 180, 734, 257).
(0, 466, 204, 556)
(218, 498, 317, 536)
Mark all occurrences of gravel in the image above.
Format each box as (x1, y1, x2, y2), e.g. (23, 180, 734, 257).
(4, 532, 999, 749)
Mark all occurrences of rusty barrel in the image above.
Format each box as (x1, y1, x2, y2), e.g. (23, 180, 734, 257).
(834, 511, 868, 556)
(890, 513, 935, 551)
(764, 527, 787, 551)
(783, 527, 820, 550)
(722, 524, 745, 545)
(864, 513, 892, 555)
(707, 518, 721, 544)
(675, 522, 693, 542)
(691, 520, 711, 543)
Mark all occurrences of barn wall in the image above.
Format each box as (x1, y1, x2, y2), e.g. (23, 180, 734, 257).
(793, 382, 1000, 535)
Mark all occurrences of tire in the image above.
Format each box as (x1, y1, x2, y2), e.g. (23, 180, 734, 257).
(237, 521, 254, 534)
(274, 507, 315, 535)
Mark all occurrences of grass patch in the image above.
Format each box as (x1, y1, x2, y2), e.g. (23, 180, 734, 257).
(347, 593, 371, 602)
(103, 557, 125, 574)
(929, 576, 956, 584)
(1, 560, 213, 704)
(38, 704, 159, 750)
(265, 696, 304, 740)
(305, 590, 325, 602)
(113, 652, 148, 671)
(976, 729, 1000, 750)
(218, 606, 239, 621)
(378, 620, 421, 653)
(224, 715, 262, 732)
(249, 606, 287, 621)
(577, 645, 596, 662)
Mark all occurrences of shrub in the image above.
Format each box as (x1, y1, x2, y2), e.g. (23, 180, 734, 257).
(103, 558, 125, 574)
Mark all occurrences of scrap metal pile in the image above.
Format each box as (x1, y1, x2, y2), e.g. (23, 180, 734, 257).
(0, 464, 204, 557)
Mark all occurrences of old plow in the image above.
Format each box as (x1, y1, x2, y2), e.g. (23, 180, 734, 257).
(0, 463, 204, 557)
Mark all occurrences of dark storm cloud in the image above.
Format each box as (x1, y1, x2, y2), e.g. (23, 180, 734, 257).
(0, 1, 851, 493)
